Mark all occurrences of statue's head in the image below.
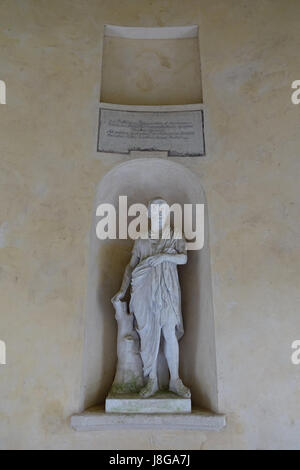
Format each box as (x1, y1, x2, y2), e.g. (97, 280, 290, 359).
(148, 198, 169, 231)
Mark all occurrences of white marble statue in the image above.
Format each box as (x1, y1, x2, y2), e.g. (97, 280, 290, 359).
(112, 198, 191, 399)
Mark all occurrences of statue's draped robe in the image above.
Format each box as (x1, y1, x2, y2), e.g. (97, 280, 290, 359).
(129, 232, 185, 377)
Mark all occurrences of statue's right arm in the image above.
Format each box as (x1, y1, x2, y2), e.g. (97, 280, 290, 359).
(111, 250, 140, 303)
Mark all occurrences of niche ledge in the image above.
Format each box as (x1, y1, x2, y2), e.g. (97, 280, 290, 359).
(71, 407, 226, 432)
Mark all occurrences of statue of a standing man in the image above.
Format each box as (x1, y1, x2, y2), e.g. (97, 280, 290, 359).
(112, 199, 191, 399)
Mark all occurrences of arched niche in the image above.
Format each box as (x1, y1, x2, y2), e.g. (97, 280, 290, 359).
(79, 159, 219, 413)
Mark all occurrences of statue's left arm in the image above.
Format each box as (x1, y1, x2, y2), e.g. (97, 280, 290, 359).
(163, 252, 187, 265)
(147, 237, 187, 267)
(165, 237, 187, 265)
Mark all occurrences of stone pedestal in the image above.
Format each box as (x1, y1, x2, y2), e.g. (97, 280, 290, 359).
(105, 391, 191, 414)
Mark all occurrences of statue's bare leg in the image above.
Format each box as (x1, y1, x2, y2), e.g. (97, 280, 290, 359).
(139, 356, 159, 398)
(162, 324, 191, 398)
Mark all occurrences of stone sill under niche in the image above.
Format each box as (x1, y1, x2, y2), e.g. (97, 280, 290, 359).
(71, 407, 226, 432)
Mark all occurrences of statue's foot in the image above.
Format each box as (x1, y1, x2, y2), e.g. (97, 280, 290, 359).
(139, 378, 159, 398)
(169, 378, 191, 398)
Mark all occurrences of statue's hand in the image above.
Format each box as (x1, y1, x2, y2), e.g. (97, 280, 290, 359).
(111, 291, 125, 304)
(147, 254, 167, 267)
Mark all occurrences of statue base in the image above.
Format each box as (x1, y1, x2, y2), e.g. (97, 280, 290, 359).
(105, 391, 191, 414)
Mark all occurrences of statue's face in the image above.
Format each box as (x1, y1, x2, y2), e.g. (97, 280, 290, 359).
(148, 199, 169, 230)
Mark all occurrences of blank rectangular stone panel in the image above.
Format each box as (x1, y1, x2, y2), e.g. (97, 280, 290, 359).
(100, 25, 203, 106)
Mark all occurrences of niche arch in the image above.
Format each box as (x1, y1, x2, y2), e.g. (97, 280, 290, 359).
(79, 158, 218, 413)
